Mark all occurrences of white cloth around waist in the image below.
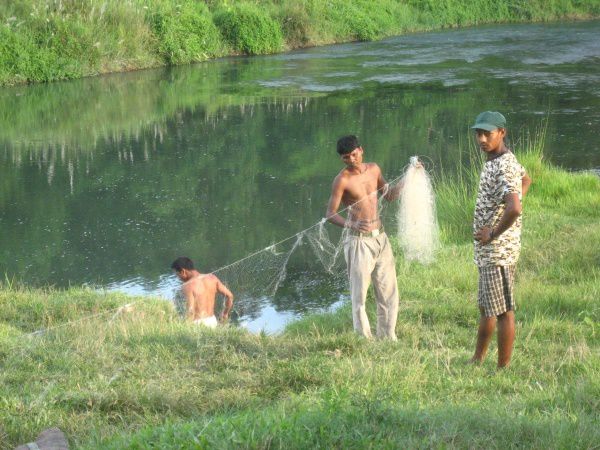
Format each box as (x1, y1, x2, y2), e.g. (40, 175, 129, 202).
(193, 315, 218, 328)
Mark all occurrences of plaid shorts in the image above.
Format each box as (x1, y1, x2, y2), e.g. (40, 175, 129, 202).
(477, 265, 516, 317)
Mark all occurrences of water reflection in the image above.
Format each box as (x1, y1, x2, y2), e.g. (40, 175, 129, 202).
(1, 20, 599, 332)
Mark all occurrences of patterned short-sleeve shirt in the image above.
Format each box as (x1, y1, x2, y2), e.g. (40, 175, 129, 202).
(473, 151, 526, 267)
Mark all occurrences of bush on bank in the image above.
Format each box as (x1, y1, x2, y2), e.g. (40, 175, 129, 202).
(149, 1, 223, 64)
(0, 14, 100, 85)
(214, 3, 284, 55)
(0, 0, 599, 85)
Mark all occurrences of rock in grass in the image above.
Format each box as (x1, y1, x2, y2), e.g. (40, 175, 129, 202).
(15, 427, 69, 450)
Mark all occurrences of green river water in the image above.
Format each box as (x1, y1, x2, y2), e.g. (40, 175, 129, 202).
(1, 20, 599, 331)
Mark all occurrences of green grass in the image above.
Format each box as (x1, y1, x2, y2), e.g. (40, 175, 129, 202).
(214, 3, 284, 55)
(1, 130, 598, 448)
(149, 1, 223, 64)
(1, 0, 599, 86)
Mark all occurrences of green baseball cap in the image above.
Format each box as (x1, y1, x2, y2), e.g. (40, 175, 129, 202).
(471, 111, 506, 131)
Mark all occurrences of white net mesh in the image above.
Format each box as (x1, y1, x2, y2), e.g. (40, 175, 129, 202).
(209, 234, 304, 318)
(396, 156, 440, 264)
(176, 159, 439, 323)
(304, 218, 348, 274)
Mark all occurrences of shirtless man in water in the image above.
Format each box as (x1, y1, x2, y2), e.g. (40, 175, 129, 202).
(326, 135, 402, 339)
(171, 256, 234, 328)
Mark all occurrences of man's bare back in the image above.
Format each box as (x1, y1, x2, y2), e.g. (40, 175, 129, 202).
(181, 274, 222, 320)
(171, 257, 234, 323)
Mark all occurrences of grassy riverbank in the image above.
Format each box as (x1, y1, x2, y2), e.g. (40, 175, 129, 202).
(1, 0, 600, 86)
(1, 134, 599, 448)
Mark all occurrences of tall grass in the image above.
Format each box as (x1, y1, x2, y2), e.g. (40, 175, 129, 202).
(214, 3, 284, 55)
(1, 0, 599, 85)
(149, 1, 223, 64)
(1, 130, 599, 448)
(434, 132, 482, 243)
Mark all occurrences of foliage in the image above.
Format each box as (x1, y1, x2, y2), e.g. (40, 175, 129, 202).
(0, 15, 100, 84)
(276, 1, 312, 47)
(405, 0, 511, 26)
(321, 0, 383, 42)
(213, 3, 284, 55)
(149, 1, 223, 64)
(1, 0, 599, 85)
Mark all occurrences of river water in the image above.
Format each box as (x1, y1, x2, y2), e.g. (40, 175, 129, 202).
(1, 20, 599, 332)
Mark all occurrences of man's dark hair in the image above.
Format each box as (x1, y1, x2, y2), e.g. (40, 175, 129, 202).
(171, 256, 194, 272)
(337, 135, 360, 155)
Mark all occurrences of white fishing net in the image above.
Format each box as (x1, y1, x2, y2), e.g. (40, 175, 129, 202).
(396, 156, 440, 264)
(179, 157, 439, 321)
(304, 218, 349, 275)
(209, 234, 305, 319)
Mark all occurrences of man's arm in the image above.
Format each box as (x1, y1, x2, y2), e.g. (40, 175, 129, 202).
(216, 277, 234, 321)
(384, 182, 403, 201)
(381, 160, 423, 201)
(377, 164, 398, 201)
(475, 193, 522, 245)
(181, 283, 196, 321)
(326, 175, 348, 228)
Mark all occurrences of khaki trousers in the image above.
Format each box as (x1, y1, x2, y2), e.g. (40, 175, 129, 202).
(344, 232, 399, 339)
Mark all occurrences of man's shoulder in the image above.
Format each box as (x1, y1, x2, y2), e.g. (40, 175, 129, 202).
(484, 153, 512, 173)
(334, 168, 349, 178)
(366, 162, 382, 181)
(333, 162, 380, 188)
(498, 151, 521, 166)
(497, 152, 524, 175)
(184, 273, 212, 288)
(201, 273, 220, 287)
(333, 168, 351, 185)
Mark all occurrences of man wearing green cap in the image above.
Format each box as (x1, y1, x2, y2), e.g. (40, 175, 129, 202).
(470, 111, 532, 368)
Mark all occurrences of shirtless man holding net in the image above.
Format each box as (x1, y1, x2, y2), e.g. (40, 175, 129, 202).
(326, 135, 401, 340)
(171, 256, 234, 328)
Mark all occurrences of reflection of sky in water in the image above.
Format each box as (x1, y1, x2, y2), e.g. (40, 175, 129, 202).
(107, 275, 347, 334)
(486, 69, 600, 88)
(107, 274, 179, 299)
(240, 298, 346, 334)
(257, 21, 600, 93)
(239, 305, 298, 334)
(364, 72, 469, 87)
(322, 71, 360, 78)
(301, 83, 357, 92)
(105, 264, 347, 334)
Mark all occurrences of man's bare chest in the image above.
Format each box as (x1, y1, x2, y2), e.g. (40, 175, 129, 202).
(343, 177, 377, 204)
